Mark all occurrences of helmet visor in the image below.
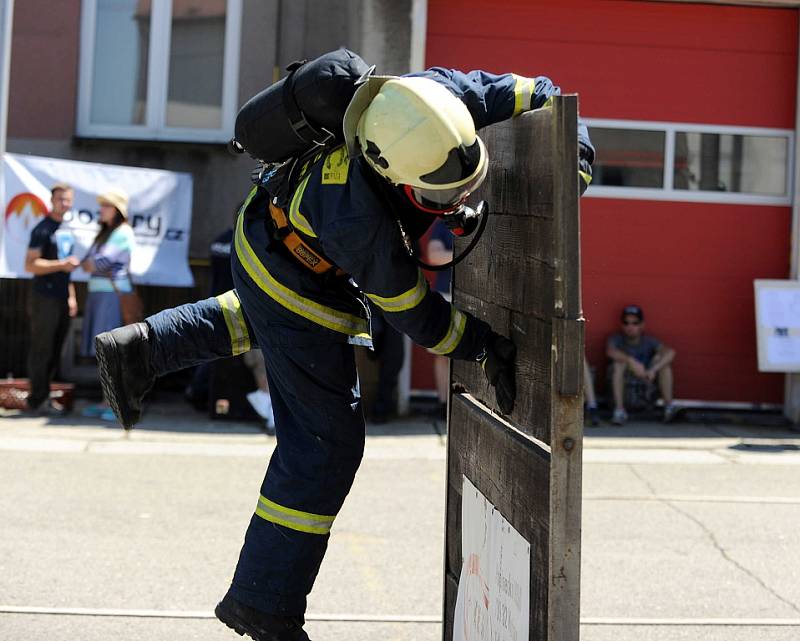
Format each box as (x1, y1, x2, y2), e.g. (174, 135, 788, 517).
(408, 156, 488, 212)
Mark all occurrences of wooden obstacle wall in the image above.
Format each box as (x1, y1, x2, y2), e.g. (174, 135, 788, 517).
(445, 95, 585, 641)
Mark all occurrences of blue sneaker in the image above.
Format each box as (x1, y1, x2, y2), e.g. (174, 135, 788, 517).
(81, 404, 105, 418)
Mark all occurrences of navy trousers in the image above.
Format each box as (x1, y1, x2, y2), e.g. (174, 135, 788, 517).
(145, 237, 365, 617)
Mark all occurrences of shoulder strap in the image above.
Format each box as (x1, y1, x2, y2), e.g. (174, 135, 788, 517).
(282, 60, 335, 147)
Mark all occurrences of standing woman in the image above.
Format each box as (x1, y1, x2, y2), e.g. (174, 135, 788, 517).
(81, 188, 134, 420)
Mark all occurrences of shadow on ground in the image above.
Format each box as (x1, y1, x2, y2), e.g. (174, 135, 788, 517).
(585, 406, 800, 444)
(1, 392, 446, 438)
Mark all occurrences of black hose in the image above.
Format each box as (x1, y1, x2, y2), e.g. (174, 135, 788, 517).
(414, 201, 490, 271)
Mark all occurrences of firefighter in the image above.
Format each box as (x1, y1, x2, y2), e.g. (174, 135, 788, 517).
(95, 68, 594, 641)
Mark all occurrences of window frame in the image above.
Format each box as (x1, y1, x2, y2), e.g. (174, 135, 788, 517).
(77, 0, 242, 144)
(584, 118, 795, 206)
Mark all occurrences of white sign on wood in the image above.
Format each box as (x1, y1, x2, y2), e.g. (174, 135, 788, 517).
(453, 476, 530, 641)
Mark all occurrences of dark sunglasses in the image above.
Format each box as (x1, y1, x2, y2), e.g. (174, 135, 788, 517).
(623, 320, 641, 326)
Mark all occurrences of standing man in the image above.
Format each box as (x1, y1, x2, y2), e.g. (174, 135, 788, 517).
(607, 304, 677, 425)
(24, 182, 79, 413)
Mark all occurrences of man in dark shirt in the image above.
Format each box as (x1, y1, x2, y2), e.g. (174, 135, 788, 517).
(24, 183, 79, 412)
(606, 304, 677, 424)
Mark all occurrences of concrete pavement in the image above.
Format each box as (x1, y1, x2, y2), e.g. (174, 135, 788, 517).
(1, 400, 799, 640)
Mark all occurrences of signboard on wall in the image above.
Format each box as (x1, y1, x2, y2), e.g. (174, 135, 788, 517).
(0, 153, 194, 286)
(754, 279, 800, 372)
(453, 477, 530, 641)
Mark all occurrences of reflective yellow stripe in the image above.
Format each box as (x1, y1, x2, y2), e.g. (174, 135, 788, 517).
(239, 186, 258, 215)
(579, 170, 592, 185)
(366, 271, 428, 313)
(255, 494, 335, 535)
(216, 290, 251, 356)
(234, 215, 370, 337)
(430, 307, 467, 355)
(513, 74, 535, 116)
(288, 174, 316, 238)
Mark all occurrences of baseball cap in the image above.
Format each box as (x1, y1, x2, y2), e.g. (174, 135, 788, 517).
(621, 305, 644, 322)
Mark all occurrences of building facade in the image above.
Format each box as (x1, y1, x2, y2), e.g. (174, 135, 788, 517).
(423, 0, 800, 406)
(0, 0, 421, 378)
(6, 0, 419, 257)
(4, 0, 800, 409)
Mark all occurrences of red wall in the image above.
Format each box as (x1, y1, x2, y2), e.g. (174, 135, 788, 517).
(582, 200, 790, 402)
(427, 0, 798, 128)
(425, 0, 798, 402)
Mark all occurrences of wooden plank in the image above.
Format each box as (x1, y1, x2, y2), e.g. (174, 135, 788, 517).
(547, 392, 584, 641)
(456, 245, 555, 320)
(547, 96, 585, 641)
(445, 394, 551, 641)
(555, 317, 584, 398)
(551, 95, 584, 397)
(475, 109, 555, 217)
(475, 165, 554, 216)
(451, 302, 552, 444)
(455, 209, 555, 271)
(445, 395, 552, 574)
(445, 96, 585, 641)
(552, 93, 582, 322)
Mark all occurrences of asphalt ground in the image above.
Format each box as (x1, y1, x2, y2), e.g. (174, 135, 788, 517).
(1, 400, 799, 641)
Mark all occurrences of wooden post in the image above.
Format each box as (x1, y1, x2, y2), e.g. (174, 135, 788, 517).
(444, 96, 584, 641)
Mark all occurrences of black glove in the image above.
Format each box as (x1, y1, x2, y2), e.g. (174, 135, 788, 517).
(479, 333, 517, 415)
(578, 141, 593, 196)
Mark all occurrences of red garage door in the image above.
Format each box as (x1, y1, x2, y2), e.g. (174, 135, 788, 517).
(424, 0, 798, 403)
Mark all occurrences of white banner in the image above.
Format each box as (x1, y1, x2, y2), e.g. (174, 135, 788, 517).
(453, 477, 530, 641)
(0, 153, 194, 286)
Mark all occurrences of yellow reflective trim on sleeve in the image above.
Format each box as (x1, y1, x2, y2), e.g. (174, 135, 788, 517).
(234, 215, 370, 338)
(430, 307, 467, 355)
(579, 170, 593, 186)
(513, 74, 535, 116)
(216, 289, 251, 356)
(288, 174, 316, 238)
(365, 270, 428, 313)
(255, 494, 335, 535)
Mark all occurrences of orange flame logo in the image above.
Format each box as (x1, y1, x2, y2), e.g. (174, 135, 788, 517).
(5, 192, 48, 222)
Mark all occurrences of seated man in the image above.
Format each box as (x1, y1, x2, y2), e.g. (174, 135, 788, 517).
(606, 305, 677, 425)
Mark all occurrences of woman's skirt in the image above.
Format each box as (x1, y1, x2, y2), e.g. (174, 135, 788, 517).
(81, 291, 122, 357)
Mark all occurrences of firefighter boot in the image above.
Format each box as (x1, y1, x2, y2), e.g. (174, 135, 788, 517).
(215, 593, 311, 641)
(94, 322, 154, 430)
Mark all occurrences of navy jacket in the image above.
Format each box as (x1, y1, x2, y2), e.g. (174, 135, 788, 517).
(236, 68, 590, 360)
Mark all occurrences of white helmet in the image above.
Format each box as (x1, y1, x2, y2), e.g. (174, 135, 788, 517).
(343, 76, 488, 212)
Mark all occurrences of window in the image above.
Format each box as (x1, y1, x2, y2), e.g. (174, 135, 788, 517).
(674, 132, 788, 196)
(585, 119, 794, 205)
(590, 128, 666, 188)
(78, 0, 242, 143)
